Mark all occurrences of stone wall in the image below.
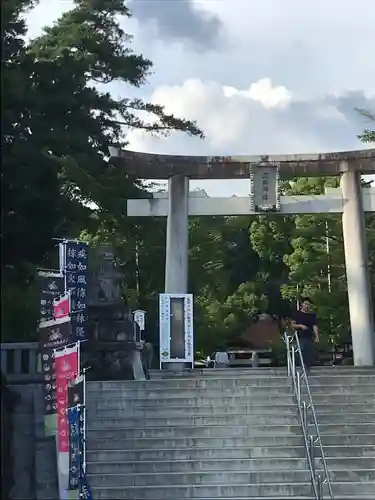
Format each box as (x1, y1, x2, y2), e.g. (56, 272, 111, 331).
(1, 374, 19, 500)
(5, 383, 58, 500)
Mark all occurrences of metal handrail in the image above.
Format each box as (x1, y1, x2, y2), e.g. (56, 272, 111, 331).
(284, 332, 334, 499)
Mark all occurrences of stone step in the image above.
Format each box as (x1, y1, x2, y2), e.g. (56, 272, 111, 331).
(86, 456, 373, 474)
(148, 367, 375, 378)
(88, 469, 375, 487)
(87, 496, 375, 500)
(85, 393, 374, 406)
(87, 401, 296, 413)
(88, 413, 301, 427)
(85, 401, 375, 415)
(90, 481, 375, 498)
(87, 374, 375, 390)
(87, 383, 373, 398)
(87, 433, 375, 454)
(87, 386, 294, 399)
(88, 411, 375, 427)
(87, 422, 375, 438)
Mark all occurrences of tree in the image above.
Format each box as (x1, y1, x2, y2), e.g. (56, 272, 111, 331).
(357, 109, 375, 143)
(2, 0, 203, 340)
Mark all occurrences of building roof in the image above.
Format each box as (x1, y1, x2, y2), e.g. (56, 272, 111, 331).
(109, 147, 375, 179)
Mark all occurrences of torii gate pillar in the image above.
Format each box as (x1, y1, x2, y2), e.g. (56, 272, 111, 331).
(164, 175, 189, 371)
(341, 166, 375, 365)
(165, 176, 189, 294)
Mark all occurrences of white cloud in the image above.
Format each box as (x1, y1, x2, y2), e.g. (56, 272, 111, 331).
(24, 0, 375, 98)
(23, 1, 374, 195)
(127, 77, 372, 155)
(224, 79, 292, 109)
(129, 0, 375, 99)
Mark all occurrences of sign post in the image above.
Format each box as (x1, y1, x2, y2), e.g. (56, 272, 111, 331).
(159, 293, 194, 369)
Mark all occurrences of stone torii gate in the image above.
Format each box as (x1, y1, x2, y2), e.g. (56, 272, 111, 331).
(109, 147, 375, 367)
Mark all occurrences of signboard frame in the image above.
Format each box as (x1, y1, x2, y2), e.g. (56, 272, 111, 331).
(249, 161, 281, 213)
(159, 293, 194, 369)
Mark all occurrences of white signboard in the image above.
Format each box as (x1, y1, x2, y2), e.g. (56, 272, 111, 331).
(159, 293, 194, 368)
(249, 162, 280, 213)
(133, 309, 146, 331)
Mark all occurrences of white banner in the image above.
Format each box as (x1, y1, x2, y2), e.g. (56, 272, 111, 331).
(159, 293, 194, 368)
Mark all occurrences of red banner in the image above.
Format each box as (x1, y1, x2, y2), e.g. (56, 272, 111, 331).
(55, 345, 79, 452)
(53, 292, 71, 319)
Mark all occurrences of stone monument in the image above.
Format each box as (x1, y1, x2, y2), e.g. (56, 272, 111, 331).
(87, 245, 138, 380)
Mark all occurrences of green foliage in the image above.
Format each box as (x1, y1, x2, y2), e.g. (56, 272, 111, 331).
(357, 109, 375, 143)
(2, 0, 202, 341)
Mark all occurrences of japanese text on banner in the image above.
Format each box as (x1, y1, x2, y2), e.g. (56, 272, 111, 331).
(68, 406, 81, 490)
(60, 241, 89, 340)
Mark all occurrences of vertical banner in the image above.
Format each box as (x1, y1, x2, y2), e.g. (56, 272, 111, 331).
(67, 406, 81, 490)
(55, 344, 79, 499)
(184, 294, 194, 365)
(68, 373, 92, 499)
(55, 344, 79, 453)
(159, 294, 171, 366)
(79, 471, 93, 500)
(37, 270, 65, 322)
(60, 241, 89, 341)
(39, 316, 73, 436)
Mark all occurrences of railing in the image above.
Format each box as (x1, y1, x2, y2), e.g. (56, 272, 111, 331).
(1, 342, 42, 383)
(284, 332, 334, 500)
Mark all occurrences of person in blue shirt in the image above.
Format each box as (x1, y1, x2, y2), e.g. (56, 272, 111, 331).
(291, 297, 319, 371)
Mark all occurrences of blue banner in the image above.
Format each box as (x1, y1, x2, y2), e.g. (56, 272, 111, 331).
(79, 471, 93, 500)
(60, 241, 89, 340)
(68, 406, 81, 490)
(68, 404, 92, 498)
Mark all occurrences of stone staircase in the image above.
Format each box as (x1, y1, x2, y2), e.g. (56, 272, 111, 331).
(86, 367, 375, 499)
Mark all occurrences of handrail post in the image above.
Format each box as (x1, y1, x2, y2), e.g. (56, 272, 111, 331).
(302, 401, 307, 428)
(291, 344, 296, 374)
(286, 337, 291, 376)
(308, 435, 315, 476)
(296, 370, 301, 403)
(316, 474, 323, 499)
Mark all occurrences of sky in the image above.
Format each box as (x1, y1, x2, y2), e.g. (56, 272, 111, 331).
(25, 0, 375, 195)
